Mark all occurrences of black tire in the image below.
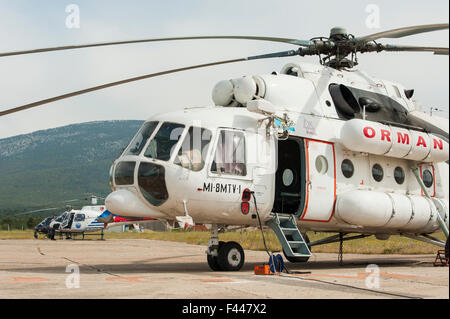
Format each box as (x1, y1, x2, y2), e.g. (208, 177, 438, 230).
(34, 231, 38, 239)
(283, 233, 311, 263)
(207, 241, 224, 271)
(217, 241, 245, 271)
(207, 254, 221, 271)
(445, 237, 449, 260)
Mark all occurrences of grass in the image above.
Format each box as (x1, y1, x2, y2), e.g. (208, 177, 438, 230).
(0, 229, 446, 255)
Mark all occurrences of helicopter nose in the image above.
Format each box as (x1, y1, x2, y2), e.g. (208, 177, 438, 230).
(105, 189, 167, 219)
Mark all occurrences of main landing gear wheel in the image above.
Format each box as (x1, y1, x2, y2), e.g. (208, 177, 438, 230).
(207, 241, 245, 271)
(217, 241, 245, 271)
(34, 231, 38, 239)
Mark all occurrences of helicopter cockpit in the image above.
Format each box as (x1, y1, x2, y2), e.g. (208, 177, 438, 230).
(107, 107, 275, 224)
(53, 210, 76, 229)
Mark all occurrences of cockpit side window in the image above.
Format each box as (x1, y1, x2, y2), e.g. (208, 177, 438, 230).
(211, 130, 246, 176)
(175, 127, 212, 171)
(125, 121, 159, 156)
(55, 213, 67, 223)
(74, 214, 85, 222)
(144, 122, 185, 161)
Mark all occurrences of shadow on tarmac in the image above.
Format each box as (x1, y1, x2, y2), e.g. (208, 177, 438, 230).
(2, 254, 435, 275)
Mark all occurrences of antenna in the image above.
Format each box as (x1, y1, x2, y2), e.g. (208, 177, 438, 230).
(429, 107, 443, 116)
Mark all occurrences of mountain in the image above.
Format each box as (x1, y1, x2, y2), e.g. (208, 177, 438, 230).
(0, 120, 144, 215)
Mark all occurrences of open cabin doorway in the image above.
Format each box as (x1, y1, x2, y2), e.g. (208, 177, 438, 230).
(272, 138, 306, 215)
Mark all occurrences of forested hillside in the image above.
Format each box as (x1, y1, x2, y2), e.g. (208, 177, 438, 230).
(0, 120, 143, 216)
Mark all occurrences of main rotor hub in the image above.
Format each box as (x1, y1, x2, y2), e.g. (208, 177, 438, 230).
(329, 27, 348, 40)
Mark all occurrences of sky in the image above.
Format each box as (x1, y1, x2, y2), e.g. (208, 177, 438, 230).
(0, 0, 448, 139)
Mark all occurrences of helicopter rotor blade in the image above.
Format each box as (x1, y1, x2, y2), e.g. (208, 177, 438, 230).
(14, 207, 60, 216)
(0, 36, 313, 58)
(382, 44, 449, 55)
(0, 50, 299, 117)
(355, 23, 449, 44)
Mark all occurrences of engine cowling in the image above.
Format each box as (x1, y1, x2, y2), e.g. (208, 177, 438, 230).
(340, 119, 449, 162)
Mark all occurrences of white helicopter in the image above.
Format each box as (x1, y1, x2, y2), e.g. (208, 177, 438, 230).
(1, 24, 448, 271)
(38, 196, 155, 239)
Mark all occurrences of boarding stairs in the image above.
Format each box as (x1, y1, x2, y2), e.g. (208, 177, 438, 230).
(267, 213, 311, 259)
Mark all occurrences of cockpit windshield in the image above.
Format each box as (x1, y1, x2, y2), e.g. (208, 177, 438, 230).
(144, 122, 185, 161)
(40, 217, 52, 226)
(125, 121, 159, 156)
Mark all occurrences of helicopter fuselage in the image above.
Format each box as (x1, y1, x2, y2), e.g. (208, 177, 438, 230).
(106, 62, 449, 237)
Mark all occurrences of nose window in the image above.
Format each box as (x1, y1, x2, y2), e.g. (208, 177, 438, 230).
(125, 121, 159, 156)
(175, 127, 212, 171)
(211, 130, 246, 176)
(138, 162, 168, 207)
(114, 161, 136, 185)
(144, 122, 185, 161)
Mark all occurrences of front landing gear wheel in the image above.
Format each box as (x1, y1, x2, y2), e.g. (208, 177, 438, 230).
(207, 241, 224, 271)
(217, 241, 245, 271)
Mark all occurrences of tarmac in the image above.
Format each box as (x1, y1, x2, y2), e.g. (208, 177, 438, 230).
(0, 238, 448, 299)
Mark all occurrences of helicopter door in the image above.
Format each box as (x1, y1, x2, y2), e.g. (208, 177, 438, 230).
(299, 139, 336, 222)
(63, 212, 75, 229)
(272, 138, 306, 215)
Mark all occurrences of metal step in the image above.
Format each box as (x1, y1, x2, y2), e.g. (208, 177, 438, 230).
(276, 214, 292, 220)
(267, 213, 311, 258)
(280, 227, 298, 235)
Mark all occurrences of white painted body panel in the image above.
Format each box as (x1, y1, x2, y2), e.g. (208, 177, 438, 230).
(300, 140, 336, 222)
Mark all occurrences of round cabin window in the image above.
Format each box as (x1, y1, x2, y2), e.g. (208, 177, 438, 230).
(394, 167, 405, 185)
(341, 159, 354, 178)
(282, 169, 295, 187)
(372, 164, 384, 182)
(315, 156, 328, 175)
(422, 169, 433, 188)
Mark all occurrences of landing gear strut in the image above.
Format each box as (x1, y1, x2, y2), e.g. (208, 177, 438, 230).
(206, 224, 245, 271)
